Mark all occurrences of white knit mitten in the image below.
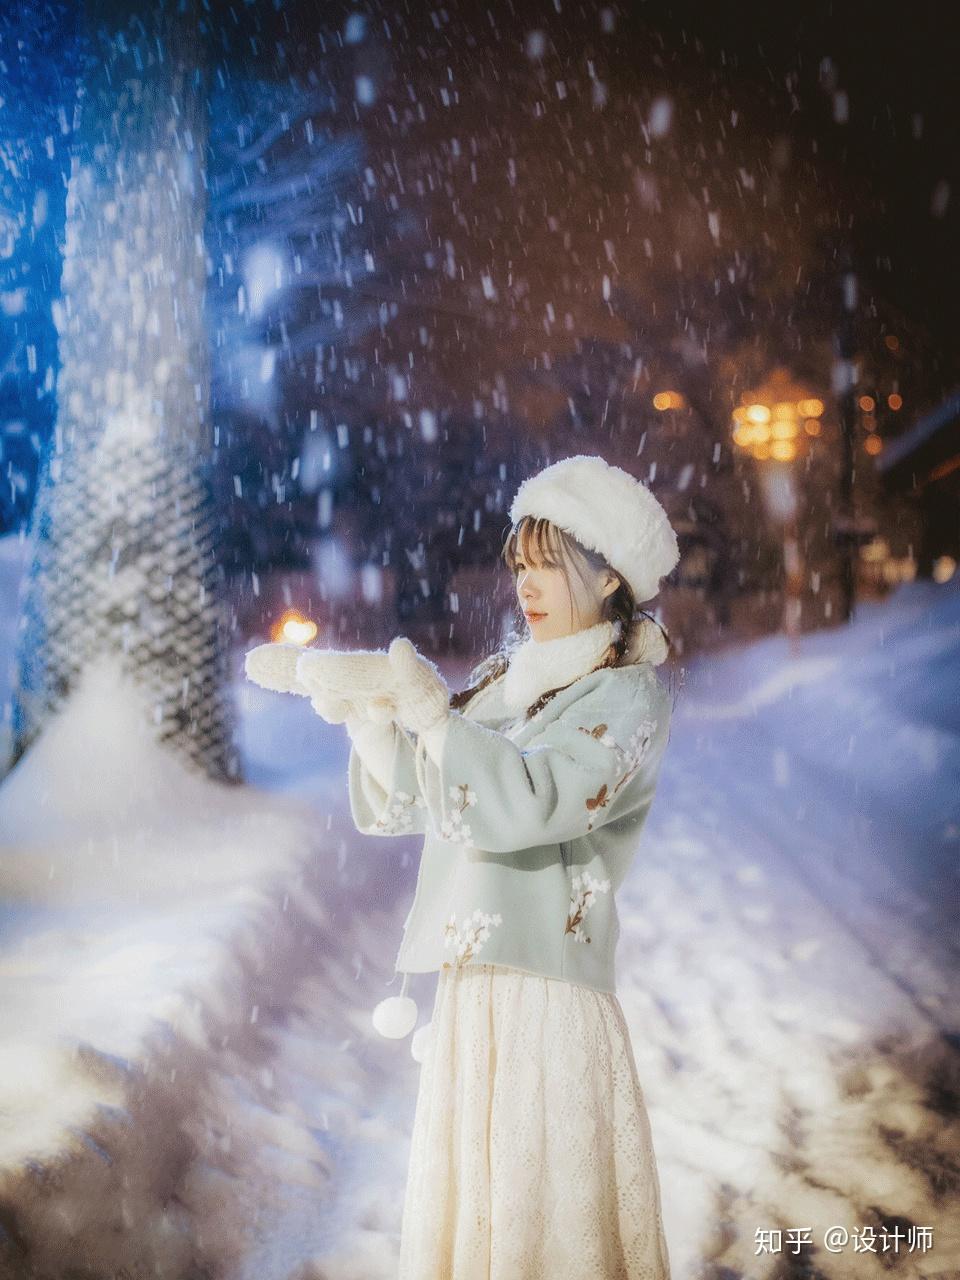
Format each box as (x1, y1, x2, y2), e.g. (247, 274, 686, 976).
(309, 690, 360, 724)
(244, 642, 312, 697)
(296, 647, 398, 724)
(387, 637, 450, 736)
(245, 641, 406, 749)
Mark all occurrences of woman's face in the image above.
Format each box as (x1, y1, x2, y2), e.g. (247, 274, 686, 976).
(513, 548, 619, 642)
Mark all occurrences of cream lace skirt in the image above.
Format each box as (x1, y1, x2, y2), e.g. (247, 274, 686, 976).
(398, 963, 671, 1280)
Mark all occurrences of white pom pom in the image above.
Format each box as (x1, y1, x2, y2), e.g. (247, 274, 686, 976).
(371, 994, 418, 1039)
(410, 1019, 434, 1063)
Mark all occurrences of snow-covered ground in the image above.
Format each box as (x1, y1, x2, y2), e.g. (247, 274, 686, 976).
(1, 528, 958, 1279)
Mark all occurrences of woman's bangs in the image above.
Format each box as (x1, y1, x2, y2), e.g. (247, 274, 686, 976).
(508, 517, 565, 571)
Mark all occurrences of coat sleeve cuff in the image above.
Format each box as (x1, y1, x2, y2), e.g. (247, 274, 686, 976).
(344, 716, 399, 789)
(418, 715, 451, 766)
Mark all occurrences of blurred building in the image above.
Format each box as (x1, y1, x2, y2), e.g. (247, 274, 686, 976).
(875, 386, 960, 584)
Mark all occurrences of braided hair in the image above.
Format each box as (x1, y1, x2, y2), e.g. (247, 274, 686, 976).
(449, 515, 671, 720)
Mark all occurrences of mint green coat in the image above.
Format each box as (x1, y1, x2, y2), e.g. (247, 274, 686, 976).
(347, 659, 673, 994)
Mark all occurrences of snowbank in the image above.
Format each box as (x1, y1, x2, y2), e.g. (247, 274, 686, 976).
(0, 640, 343, 1275)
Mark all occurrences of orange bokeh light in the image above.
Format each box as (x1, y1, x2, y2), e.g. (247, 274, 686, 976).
(271, 610, 318, 645)
(653, 390, 686, 410)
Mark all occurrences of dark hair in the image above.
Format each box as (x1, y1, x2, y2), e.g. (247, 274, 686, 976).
(449, 514, 671, 720)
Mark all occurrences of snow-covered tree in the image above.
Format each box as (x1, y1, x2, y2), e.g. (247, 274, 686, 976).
(6, 0, 239, 782)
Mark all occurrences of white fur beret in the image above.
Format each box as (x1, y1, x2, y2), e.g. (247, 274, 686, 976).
(508, 454, 680, 603)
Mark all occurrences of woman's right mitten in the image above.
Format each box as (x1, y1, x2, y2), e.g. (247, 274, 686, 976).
(309, 690, 360, 724)
(244, 642, 313, 696)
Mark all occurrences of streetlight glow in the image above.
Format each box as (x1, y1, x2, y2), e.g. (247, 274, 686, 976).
(271, 609, 319, 645)
(730, 370, 823, 656)
(653, 390, 685, 410)
(797, 398, 824, 418)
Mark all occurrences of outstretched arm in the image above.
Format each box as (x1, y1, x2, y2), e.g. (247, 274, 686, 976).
(347, 716, 428, 837)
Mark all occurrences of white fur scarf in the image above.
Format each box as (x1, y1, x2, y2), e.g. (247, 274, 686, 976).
(499, 615, 668, 714)
(501, 619, 612, 713)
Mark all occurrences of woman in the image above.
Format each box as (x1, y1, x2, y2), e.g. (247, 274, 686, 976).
(246, 454, 680, 1279)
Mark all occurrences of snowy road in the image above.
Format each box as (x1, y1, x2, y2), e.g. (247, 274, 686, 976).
(236, 581, 960, 1280)
(1, 550, 958, 1279)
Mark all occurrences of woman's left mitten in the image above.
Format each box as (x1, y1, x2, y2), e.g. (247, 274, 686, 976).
(296, 648, 398, 722)
(309, 690, 359, 724)
(387, 636, 450, 734)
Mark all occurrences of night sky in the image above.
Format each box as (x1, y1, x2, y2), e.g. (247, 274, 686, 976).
(243, 0, 959, 382)
(643, 0, 960, 362)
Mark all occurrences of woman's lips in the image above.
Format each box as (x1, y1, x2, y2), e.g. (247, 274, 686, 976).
(524, 610, 547, 620)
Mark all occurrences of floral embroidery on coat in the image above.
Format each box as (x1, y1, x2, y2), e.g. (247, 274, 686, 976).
(439, 781, 478, 844)
(442, 908, 503, 967)
(578, 717, 658, 830)
(373, 789, 426, 835)
(565, 871, 611, 943)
